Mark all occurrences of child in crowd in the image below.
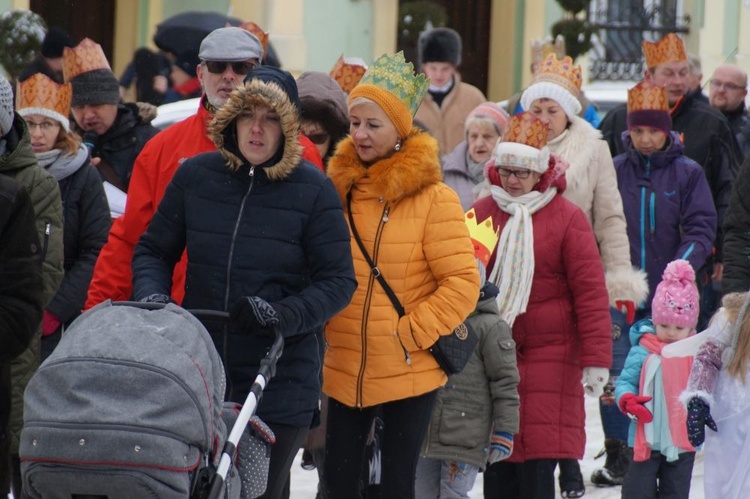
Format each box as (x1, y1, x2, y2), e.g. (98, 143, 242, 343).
(682, 291, 750, 498)
(414, 208, 520, 499)
(615, 259, 699, 498)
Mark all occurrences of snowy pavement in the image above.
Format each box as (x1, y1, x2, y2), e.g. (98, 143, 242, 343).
(287, 393, 706, 498)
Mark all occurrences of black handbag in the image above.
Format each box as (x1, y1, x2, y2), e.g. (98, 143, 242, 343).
(346, 192, 478, 375)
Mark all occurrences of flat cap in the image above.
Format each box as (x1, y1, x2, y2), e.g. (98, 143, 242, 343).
(199, 27, 264, 62)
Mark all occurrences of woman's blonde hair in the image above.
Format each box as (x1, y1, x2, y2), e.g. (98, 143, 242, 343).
(722, 292, 750, 382)
(53, 128, 82, 157)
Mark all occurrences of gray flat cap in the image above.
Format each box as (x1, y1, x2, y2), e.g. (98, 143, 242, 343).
(199, 27, 264, 62)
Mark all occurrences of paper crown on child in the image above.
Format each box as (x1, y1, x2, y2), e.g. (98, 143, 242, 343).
(239, 22, 269, 61)
(626, 80, 672, 133)
(465, 208, 500, 267)
(652, 259, 699, 329)
(16, 73, 72, 132)
(491, 112, 550, 174)
(531, 35, 566, 65)
(348, 51, 429, 137)
(330, 55, 368, 94)
(643, 33, 687, 69)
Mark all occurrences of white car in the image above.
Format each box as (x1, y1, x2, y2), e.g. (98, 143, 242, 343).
(152, 97, 201, 129)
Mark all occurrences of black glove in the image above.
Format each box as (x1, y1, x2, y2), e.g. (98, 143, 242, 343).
(686, 397, 718, 447)
(140, 293, 171, 304)
(230, 296, 279, 336)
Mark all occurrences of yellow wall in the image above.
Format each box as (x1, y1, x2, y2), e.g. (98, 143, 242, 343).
(12, 0, 28, 8)
(373, 0, 398, 59)
(487, 0, 518, 101)
(112, 0, 139, 77)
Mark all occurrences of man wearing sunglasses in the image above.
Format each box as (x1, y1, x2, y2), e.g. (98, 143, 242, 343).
(87, 26, 322, 309)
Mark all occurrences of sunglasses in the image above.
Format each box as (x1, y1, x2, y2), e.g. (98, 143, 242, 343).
(306, 132, 330, 145)
(203, 60, 257, 75)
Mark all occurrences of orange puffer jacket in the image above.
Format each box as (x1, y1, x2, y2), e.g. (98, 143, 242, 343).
(324, 128, 480, 408)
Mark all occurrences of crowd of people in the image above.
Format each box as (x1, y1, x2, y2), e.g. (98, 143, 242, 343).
(2, 18, 750, 499)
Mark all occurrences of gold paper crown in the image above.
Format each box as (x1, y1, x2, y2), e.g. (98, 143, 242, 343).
(17, 73, 72, 117)
(62, 38, 111, 82)
(358, 51, 429, 117)
(465, 208, 500, 267)
(239, 22, 269, 59)
(531, 35, 566, 65)
(330, 55, 367, 94)
(642, 33, 687, 68)
(505, 112, 549, 149)
(627, 80, 668, 113)
(532, 54, 582, 96)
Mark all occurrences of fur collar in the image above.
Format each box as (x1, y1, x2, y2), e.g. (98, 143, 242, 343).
(209, 79, 302, 181)
(546, 115, 602, 194)
(327, 128, 442, 203)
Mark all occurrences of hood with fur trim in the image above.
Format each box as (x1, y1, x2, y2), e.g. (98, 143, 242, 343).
(327, 128, 442, 203)
(546, 114, 602, 194)
(209, 78, 302, 181)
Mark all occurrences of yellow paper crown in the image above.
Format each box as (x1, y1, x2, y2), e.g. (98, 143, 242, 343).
(240, 22, 269, 60)
(357, 51, 429, 117)
(531, 35, 566, 65)
(643, 33, 687, 68)
(627, 80, 668, 113)
(532, 54, 582, 96)
(62, 38, 111, 82)
(465, 208, 500, 267)
(330, 55, 367, 94)
(16, 73, 72, 131)
(505, 112, 549, 149)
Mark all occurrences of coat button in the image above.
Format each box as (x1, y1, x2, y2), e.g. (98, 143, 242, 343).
(134, 445, 141, 452)
(79, 439, 86, 446)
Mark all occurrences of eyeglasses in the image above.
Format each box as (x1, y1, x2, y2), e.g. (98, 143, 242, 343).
(497, 167, 532, 179)
(25, 120, 60, 131)
(709, 79, 746, 91)
(203, 60, 257, 75)
(305, 132, 330, 145)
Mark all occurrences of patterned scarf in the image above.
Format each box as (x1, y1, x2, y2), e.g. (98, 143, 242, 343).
(488, 184, 557, 325)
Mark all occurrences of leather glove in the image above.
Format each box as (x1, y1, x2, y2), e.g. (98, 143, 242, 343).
(686, 397, 717, 447)
(230, 296, 279, 336)
(615, 300, 636, 324)
(140, 293, 171, 304)
(619, 393, 653, 423)
(487, 431, 514, 464)
(582, 366, 609, 398)
(42, 310, 61, 337)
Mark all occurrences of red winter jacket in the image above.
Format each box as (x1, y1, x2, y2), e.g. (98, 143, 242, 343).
(86, 97, 323, 308)
(471, 167, 612, 461)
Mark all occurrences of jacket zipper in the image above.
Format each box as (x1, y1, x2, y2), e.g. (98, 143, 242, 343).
(223, 166, 255, 400)
(356, 203, 393, 408)
(638, 158, 652, 270)
(42, 221, 51, 258)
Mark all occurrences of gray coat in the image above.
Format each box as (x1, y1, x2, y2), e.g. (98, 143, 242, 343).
(420, 284, 520, 469)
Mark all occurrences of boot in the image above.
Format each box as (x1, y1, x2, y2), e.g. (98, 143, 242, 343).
(558, 459, 586, 498)
(590, 438, 632, 486)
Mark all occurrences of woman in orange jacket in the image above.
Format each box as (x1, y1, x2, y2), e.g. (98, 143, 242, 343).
(323, 52, 480, 499)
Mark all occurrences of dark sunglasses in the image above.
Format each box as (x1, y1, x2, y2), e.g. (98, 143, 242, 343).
(203, 60, 257, 75)
(306, 132, 330, 145)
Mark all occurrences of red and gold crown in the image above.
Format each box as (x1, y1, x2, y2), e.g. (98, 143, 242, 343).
(330, 55, 368, 94)
(62, 38, 111, 82)
(239, 22, 269, 59)
(532, 54, 582, 96)
(16, 73, 72, 131)
(627, 80, 668, 113)
(465, 208, 500, 267)
(642, 33, 687, 68)
(505, 112, 549, 149)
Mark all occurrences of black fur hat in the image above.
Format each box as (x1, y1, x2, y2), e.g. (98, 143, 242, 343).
(418, 27, 462, 66)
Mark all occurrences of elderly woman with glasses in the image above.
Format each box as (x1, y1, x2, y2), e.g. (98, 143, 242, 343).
(472, 112, 612, 499)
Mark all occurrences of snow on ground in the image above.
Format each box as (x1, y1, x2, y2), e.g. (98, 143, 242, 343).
(288, 393, 706, 498)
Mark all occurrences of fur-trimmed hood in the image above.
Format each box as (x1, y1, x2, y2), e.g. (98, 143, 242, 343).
(209, 78, 302, 181)
(547, 115, 602, 193)
(327, 128, 442, 203)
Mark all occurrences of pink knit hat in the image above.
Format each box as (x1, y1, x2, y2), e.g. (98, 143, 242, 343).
(467, 101, 509, 135)
(651, 260, 699, 329)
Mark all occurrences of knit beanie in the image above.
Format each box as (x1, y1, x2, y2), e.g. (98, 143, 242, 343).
(63, 39, 120, 106)
(651, 259, 699, 329)
(41, 27, 74, 58)
(626, 80, 672, 134)
(0, 74, 14, 137)
(520, 54, 583, 120)
(418, 28, 462, 66)
(467, 101, 509, 135)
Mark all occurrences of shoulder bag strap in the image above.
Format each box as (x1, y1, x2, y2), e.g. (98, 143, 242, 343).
(346, 190, 405, 317)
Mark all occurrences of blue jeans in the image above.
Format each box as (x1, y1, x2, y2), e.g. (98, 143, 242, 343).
(415, 457, 478, 499)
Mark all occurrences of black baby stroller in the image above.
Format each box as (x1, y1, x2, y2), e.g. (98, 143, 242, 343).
(19, 301, 282, 499)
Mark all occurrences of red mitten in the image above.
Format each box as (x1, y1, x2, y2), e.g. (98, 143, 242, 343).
(42, 310, 61, 337)
(615, 300, 636, 324)
(619, 393, 653, 423)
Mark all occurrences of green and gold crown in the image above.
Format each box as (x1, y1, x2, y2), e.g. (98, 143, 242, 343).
(359, 51, 429, 116)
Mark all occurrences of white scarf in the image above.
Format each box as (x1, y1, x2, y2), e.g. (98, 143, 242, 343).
(489, 184, 558, 325)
